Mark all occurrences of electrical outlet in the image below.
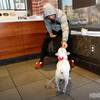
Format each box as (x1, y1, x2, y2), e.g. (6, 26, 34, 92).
(91, 45, 95, 52)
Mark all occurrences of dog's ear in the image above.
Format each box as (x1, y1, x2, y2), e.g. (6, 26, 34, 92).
(55, 48, 60, 56)
(67, 52, 70, 55)
(55, 52, 58, 56)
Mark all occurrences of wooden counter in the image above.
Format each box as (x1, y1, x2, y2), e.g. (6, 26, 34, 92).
(0, 21, 46, 60)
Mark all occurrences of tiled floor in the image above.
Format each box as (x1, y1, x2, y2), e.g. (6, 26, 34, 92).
(0, 58, 100, 100)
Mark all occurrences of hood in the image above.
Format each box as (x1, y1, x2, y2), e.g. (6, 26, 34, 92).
(43, 3, 56, 18)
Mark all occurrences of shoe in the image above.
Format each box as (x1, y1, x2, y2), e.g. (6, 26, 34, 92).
(35, 61, 43, 69)
(56, 91, 63, 96)
(69, 59, 75, 69)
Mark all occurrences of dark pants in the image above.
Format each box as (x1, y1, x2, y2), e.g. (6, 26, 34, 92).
(39, 30, 62, 62)
(39, 29, 73, 62)
(67, 30, 73, 60)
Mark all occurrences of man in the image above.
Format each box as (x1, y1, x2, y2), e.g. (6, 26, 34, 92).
(35, 3, 69, 69)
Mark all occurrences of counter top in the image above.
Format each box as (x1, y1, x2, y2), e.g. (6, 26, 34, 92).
(71, 24, 100, 31)
(0, 15, 44, 23)
(71, 30, 100, 37)
(0, 18, 44, 23)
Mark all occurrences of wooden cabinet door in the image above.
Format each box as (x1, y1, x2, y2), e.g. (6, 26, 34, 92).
(0, 21, 46, 60)
(0, 36, 24, 59)
(21, 21, 46, 55)
(0, 22, 24, 60)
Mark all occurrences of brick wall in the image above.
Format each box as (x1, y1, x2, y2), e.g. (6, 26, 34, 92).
(32, 0, 58, 15)
(48, 0, 58, 7)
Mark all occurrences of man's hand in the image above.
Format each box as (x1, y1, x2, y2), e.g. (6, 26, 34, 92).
(49, 32, 57, 38)
(61, 41, 68, 49)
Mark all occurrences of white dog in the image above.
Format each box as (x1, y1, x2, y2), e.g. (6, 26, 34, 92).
(55, 47, 71, 94)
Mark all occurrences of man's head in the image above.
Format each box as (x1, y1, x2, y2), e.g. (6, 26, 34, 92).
(47, 14, 56, 22)
(43, 3, 56, 20)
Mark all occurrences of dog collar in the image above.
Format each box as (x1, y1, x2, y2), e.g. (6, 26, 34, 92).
(57, 57, 64, 61)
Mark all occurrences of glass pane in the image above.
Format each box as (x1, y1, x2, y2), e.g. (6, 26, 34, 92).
(0, 0, 27, 10)
(3, 0, 7, 9)
(62, 0, 100, 25)
(15, 0, 26, 10)
(9, 0, 15, 9)
(0, 0, 4, 10)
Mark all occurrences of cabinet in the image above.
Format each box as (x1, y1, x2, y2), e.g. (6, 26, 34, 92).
(0, 21, 46, 60)
(71, 35, 100, 74)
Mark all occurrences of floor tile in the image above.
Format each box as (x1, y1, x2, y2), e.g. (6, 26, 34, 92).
(72, 67, 100, 81)
(11, 70, 45, 87)
(71, 72, 92, 89)
(39, 63, 56, 79)
(0, 59, 100, 100)
(0, 88, 21, 100)
(71, 82, 100, 100)
(46, 95, 74, 100)
(0, 76, 15, 92)
(95, 79, 100, 84)
(6, 61, 34, 75)
(0, 67, 9, 78)
(18, 80, 56, 100)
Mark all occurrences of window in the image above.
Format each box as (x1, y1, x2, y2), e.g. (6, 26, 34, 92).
(0, 0, 27, 10)
(62, 0, 100, 26)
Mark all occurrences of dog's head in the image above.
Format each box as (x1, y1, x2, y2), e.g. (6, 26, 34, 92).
(55, 47, 70, 61)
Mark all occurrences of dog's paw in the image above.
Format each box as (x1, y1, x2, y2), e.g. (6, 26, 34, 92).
(56, 91, 63, 96)
(64, 92, 71, 96)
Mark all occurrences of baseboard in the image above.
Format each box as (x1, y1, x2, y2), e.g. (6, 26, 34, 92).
(0, 54, 40, 66)
(74, 55, 100, 75)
